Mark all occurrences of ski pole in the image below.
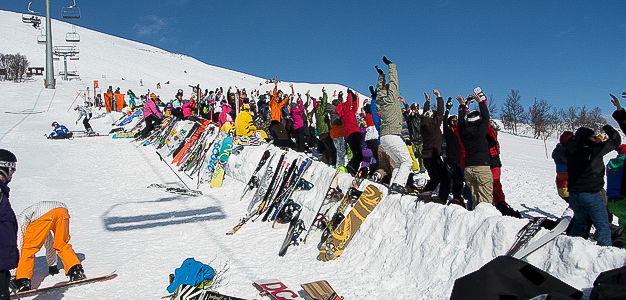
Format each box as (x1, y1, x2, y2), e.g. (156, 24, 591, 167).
(156, 151, 190, 190)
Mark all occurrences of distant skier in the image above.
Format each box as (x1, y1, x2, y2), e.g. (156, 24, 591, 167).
(0, 149, 18, 300)
(12, 201, 86, 292)
(75, 105, 94, 135)
(48, 122, 73, 139)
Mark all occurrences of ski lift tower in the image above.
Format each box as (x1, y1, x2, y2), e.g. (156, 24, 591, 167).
(44, 0, 54, 88)
(53, 45, 79, 81)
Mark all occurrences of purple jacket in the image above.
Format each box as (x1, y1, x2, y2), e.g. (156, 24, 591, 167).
(0, 180, 19, 271)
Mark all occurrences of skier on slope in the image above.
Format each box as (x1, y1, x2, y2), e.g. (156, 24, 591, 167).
(11, 201, 86, 292)
(74, 105, 94, 135)
(48, 122, 73, 139)
(0, 150, 18, 300)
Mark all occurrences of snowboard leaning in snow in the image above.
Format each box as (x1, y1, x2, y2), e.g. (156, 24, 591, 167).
(10, 271, 116, 297)
(211, 136, 234, 188)
(300, 280, 342, 300)
(319, 185, 384, 262)
(277, 207, 304, 257)
(253, 279, 304, 300)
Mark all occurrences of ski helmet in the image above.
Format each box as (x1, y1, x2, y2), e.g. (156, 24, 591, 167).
(465, 110, 481, 123)
(0, 149, 17, 183)
(51, 121, 59, 127)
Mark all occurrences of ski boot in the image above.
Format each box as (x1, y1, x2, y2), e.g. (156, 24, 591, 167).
(13, 278, 31, 292)
(68, 264, 86, 282)
(389, 183, 408, 195)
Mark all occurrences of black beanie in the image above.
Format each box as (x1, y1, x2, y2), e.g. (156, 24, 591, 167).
(575, 127, 594, 139)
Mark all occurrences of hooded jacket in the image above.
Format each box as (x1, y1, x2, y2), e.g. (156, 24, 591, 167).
(313, 91, 330, 136)
(144, 97, 163, 119)
(375, 63, 402, 136)
(235, 106, 257, 136)
(335, 91, 361, 138)
(443, 110, 462, 165)
(565, 125, 620, 193)
(403, 103, 423, 145)
(290, 99, 305, 130)
(420, 97, 445, 158)
(219, 105, 234, 128)
(0, 180, 18, 271)
(458, 101, 490, 167)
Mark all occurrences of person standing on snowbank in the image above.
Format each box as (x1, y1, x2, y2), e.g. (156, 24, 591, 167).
(375, 56, 412, 194)
(12, 201, 86, 292)
(74, 105, 94, 135)
(564, 125, 620, 246)
(0, 149, 19, 300)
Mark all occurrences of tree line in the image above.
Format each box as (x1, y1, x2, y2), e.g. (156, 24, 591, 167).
(498, 89, 606, 139)
(0, 53, 29, 82)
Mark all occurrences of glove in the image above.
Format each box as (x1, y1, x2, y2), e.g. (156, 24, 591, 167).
(369, 86, 377, 99)
(49, 265, 59, 275)
(382, 56, 392, 65)
(375, 65, 383, 75)
(446, 97, 453, 110)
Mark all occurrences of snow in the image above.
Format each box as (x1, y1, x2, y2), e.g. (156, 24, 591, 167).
(1, 9, 626, 300)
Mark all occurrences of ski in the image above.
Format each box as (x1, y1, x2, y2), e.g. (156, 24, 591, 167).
(506, 217, 547, 257)
(511, 208, 573, 259)
(240, 150, 272, 199)
(277, 206, 305, 257)
(148, 183, 203, 197)
(301, 169, 342, 244)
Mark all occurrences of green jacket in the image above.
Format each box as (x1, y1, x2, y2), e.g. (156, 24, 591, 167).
(376, 63, 402, 136)
(314, 91, 330, 135)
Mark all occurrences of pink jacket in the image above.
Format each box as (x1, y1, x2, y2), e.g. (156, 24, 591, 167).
(219, 105, 234, 128)
(143, 98, 162, 119)
(335, 91, 360, 137)
(182, 100, 194, 118)
(290, 100, 305, 130)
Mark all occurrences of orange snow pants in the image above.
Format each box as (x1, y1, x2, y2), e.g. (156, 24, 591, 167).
(15, 208, 80, 280)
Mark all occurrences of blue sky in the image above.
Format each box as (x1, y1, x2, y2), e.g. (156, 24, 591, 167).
(3, 0, 626, 117)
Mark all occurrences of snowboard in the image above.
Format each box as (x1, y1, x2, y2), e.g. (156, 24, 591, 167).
(320, 185, 384, 262)
(10, 271, 116, 298)
(210, 136, 234, 188)
(253, 279, 304, 300)
(300, 280, 341, 300)
(112, 131, 138, 138)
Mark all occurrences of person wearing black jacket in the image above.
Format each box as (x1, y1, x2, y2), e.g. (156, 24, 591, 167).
(564, 125, 620, 246)
(419, 90, 450, 203)
(457, 93, 492, 210)
(402, 100, 426, 173)
(443, 100, 465, 207)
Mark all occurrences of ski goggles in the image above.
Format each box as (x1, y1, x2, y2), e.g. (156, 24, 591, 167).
(0, 161, 16, 170)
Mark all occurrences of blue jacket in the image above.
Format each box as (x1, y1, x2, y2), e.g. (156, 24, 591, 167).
(607, 154, 626, 199)
(50, 125, 70, 137)
(552, 144, 567, 173)
(0, 180, 19, 271)
(370, 98, 381, 137)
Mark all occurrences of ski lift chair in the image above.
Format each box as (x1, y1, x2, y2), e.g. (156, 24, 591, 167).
(37, 30, 46, 45)
(61, 0, 81, 19)
(66, 26, 80, 43)
(22, 2, 41, 28)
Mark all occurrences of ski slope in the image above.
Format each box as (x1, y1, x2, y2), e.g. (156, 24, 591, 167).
(1, 9, 626, 299)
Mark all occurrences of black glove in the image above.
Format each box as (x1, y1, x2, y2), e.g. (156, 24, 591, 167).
(369, 86, 376, 99)
(375, 65, 383, 75)
(382, 56, 392, 65)
(446, 97, 453, 110)
(49, 265, 59, 275)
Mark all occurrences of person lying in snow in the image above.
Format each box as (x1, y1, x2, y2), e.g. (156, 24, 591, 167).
(47, 122, 73, 139)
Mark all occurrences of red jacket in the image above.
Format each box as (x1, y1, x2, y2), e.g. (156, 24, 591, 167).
(335, 91, 360, 137)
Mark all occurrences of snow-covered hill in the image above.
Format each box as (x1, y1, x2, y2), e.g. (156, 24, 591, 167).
(1, 9, 625, 300)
